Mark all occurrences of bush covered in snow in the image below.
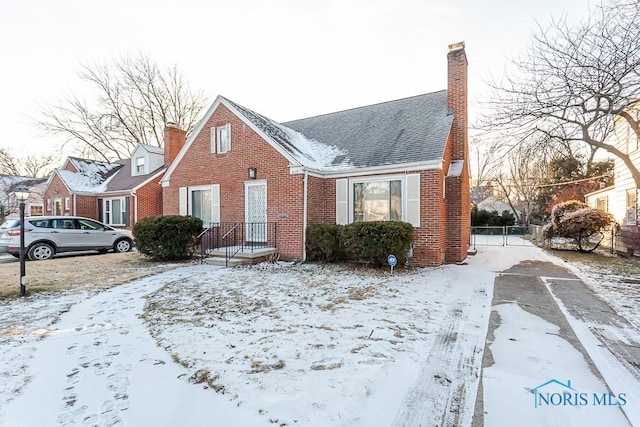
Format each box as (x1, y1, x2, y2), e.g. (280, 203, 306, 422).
(341, 221, 413, 266)
(544, 200, 616, 252)
(133, 215, 203, 260)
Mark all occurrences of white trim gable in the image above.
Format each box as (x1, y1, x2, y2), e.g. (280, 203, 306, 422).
(44, 169, 73, 195)
(129, 144, 163, 177)
(161, 95, 303, 187)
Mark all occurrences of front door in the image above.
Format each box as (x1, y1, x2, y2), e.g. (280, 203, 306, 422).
(53, 199, 63, 216)
(245, 181, 267, 243)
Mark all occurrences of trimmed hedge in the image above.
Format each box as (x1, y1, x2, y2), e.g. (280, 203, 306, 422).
(306, 224, 343, 262)
(307, 221, 413, 266)
(133, 215, 203, 261)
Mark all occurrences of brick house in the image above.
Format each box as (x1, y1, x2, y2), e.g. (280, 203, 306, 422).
(0, 175, 48, 221)
(42, 144, 167, 229)
(161, 42, 471, 266)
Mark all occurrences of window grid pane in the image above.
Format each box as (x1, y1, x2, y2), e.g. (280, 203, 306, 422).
(353, 180, 403, 223)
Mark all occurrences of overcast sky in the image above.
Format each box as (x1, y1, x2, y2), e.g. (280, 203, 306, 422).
(0, 0, 592, 162)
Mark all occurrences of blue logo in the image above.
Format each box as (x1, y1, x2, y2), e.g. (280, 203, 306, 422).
(387, 254, 397, 267)
(530, 379, 627, 408)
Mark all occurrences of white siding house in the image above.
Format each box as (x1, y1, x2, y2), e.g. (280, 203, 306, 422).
(585, 106, 640, 226)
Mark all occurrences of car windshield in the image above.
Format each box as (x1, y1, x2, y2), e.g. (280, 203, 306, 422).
(0, 219, 20, 229)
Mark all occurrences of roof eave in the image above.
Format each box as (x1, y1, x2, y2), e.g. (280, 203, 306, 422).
(292, 159, 443, 178)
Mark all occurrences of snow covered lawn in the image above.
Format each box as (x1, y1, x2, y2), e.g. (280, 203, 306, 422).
(0, 243, 638, 426)
(141, 262, 493, 426)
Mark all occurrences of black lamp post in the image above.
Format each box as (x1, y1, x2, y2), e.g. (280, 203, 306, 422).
(13, 185, 30, 297)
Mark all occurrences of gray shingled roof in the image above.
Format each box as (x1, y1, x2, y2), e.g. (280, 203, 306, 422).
(105, 158, 165, 192)
(284, 91, 453, 168)
(223, 97, 318, 165)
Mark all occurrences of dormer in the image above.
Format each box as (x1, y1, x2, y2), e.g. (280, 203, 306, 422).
(131, 144, 165, 176)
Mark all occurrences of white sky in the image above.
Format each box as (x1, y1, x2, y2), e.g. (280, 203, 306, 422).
(0, 0, 592, 161)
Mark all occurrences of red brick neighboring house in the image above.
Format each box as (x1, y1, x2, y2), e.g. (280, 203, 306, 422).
(42, 144, 168, 229)
(161, 43, 470, 266)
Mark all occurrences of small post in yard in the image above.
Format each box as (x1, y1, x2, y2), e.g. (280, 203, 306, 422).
(13, 185, 30, 297)
(387, 254, 397, 274)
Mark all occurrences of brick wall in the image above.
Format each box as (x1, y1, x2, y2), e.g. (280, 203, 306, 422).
(135, 178, 163, 222)
(163, 103, 306, 261)
(75, 195, 98, 219)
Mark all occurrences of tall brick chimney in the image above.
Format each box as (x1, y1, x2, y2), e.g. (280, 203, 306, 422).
(164, 123, 186, 167)
(447, 41, 468, 161)
(445, 41, 471, 263)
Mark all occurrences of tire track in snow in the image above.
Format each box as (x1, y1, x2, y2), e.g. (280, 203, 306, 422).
(391, 284, 490, 427)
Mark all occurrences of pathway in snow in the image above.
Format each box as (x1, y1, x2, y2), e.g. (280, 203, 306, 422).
(1, 265, 268, 427)
(390, 271, 494, 426)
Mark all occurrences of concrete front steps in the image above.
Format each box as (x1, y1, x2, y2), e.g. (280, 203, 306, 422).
(203, 247, 278, 267)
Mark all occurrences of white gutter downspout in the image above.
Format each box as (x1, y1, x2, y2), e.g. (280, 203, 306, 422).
(302, 170, 309, 262)
(132, 191, 138, 224)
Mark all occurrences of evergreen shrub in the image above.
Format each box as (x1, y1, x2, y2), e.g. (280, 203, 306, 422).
(341, 221, 413, 266)
(306, 224, 344, 262)
(133, 215, 203, 261)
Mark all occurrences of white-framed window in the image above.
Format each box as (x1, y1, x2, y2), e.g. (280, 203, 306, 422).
(596, 196, 608, 212)
(210, 127, 217, 154)
(337, 174, 420, 227)
(135, 157, 145, 174)
(46, 198, 52, 212)
(216, 124, 231, 154)
(64, 197, 70, 211)
(104, 198, 126, 226)
(182, 185, 220, 225)
(353, 180, 403, 222)
(626, 188, 638, 224)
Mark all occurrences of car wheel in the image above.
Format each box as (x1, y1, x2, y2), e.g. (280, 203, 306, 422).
(114, 238, 132, 253)
(27, 242, 55, 261)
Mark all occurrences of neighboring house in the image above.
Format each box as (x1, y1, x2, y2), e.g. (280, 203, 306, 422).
(0, 175, 48, 221)
(476, 196, 517, 217)
(160, 42, 471, 267)
(471, 184, 494, 205)
(585, 104, 639, 226)
(42, 143, 168, 228)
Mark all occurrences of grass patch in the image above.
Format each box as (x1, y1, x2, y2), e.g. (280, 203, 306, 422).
(548, 248, 640, 278)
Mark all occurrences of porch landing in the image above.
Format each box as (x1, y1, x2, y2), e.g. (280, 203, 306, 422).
(203, 247, 278, 267)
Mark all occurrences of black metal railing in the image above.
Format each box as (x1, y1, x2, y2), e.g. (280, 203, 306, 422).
(198, 222, 277, 266)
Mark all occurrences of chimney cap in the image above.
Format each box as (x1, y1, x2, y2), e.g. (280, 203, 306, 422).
(448, 41, 465, 52)
(166, 122, 179, 128)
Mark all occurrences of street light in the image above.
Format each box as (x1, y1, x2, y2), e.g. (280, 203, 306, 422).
(13, 185, 30, 297)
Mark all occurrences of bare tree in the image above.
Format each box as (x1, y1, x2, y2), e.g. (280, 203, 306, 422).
(482, 0, 640, 188)
(469, 137, 502, 187)
(0, 147, 53, 178)
(490, 141, 553, 225)
(38, 53, 209, 162)
(0, 147, 53, 223)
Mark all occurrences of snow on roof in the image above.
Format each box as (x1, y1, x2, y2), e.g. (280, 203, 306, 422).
(60, 159, 122, 193)
(139, 144, 164, 155)
(224, 97, 352, 171)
